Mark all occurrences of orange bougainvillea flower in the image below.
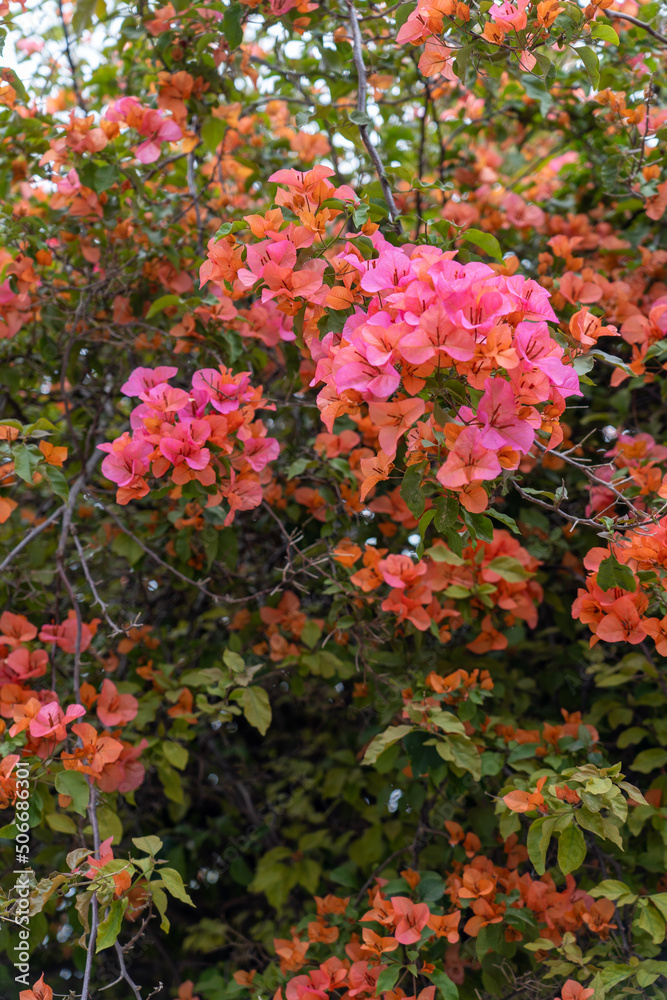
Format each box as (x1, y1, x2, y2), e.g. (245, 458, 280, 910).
(96, 678, 139, 727)
(233, 971, 256, 988)
(19, 976, 53, 1000)
(581, 898, 617, 939)
(173, 982, 201, 1000)
(0, 610, 37, 646)
(390, 896, 430, 944)
(360, 926, 399, 957)
(594, 596, 647, 645)
(38, 440, 68, 466)
(62, 722, 123, 775)
(331, 537, 362, 567)
(0, 496, 18, 523)
(503, 776, 548, 814)
(426, 911, 460, 942)
(555, 981, 595, 1000)
(359, 450, 394, 502)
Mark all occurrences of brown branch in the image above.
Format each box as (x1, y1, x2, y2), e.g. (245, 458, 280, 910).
(346, 1, 400, 225)
(57, 0, 87, 113)
(71, 529, 128, 636)
(605, 10, 667, 45)
(0, 505, 64, 574)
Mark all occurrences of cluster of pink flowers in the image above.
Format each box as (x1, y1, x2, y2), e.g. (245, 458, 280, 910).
(201, 172, 580, 516)
(0, 610, 146, 792)
(105, 96, 182, 164)
(572, 516, 667, 651)
(310, 237, 580, 513)
(99, 364, 279, 523)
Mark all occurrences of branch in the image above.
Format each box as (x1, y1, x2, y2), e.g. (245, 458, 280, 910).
(56, 474, 87, 700)
(57, 0, 87, 113)
(71, 529, 129, 636)
(605, 10, 667, 45)
(346, 1, 400, 225)
(186, 148, 205, 257)
(0, 505, 64, 574)
(80, 893, 99, 1000)
(90, 495, 223, 600)
(114, 941, 144, 1000)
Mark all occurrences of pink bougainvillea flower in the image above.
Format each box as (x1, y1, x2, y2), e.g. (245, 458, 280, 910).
(97, 679, 139, 727)
(28, 701, 86, 741)
(437, 427, 502, 488)
(391, 896, 431, 944)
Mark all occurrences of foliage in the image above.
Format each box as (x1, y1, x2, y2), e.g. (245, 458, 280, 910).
(0, 0, 667, 998)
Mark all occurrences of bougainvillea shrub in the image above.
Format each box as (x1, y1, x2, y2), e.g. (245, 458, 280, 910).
(1, 0, 667, 998)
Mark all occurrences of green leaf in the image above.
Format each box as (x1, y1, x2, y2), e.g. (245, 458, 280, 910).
(485, 556, 532, 582)
(425, 969, 459, 1000)
(526, 815, 555, 876)
(132, 835, 163, 856)
(45, 812, 77, 834)
(72, 0, 97, 35)
(349, 110, 373, 127)
(162, 742, 188, 771)
(376, 966, 401, 994)
(12, 444, 41, 484)
(590, 21, 619, 43)
(158, 867, 195, 905)
(487, 509, 520, 534)
(649, 893, 667, 922)
(462, 229, 502, 261)
(418, 508, 437, 540)
(25, 417, 57, 435)
(145, 294, 181, 319)
(589, 879, 636, 903)
(363, 725, 414, 764)
(222, 2, 244, 48)
(111, 532, 144, 567)
(151, 885, 170, 932)
(42, 465, 70, 503)
(434, 496, 459, 533)
(240, 686, 271, 736)
(286, 457, 310, 480)
(425, 545, 464, 565)
(631, 748, 667, 773)
(55, 770, 90, 817)
(96, 898, 128, 952)
(394, 1, 414, 30)
(428, 710, 466, 735)
(301, 620, 322, 649)
(578, 45, 600, 89)
(596, 553, 636, 592)
(636, 901, 666, 944)
(202, 117, 226, 153)
(557, 824, 586, 875)
(223, 649, 245, 672)
(461, 509, 493, 542)
(434, 734, 481, 781)
(158, 763, 184, 804)
(400, 462, 426, 518)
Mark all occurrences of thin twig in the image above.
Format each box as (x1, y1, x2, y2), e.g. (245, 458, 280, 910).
(187, 149, 205, 256)
(56, 474, 87, 700)
(0, 505, 64, 574)
(57, 0, 87, 113)
(605, 10, 667, 45)
(346, 1, 399, 225)
(81, 893, 99, 1000)
(71, 529, 127, 635)
(90, 495, 223, 600)
(114, 941, 144, 1000)
(355, 845, 412, 902)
